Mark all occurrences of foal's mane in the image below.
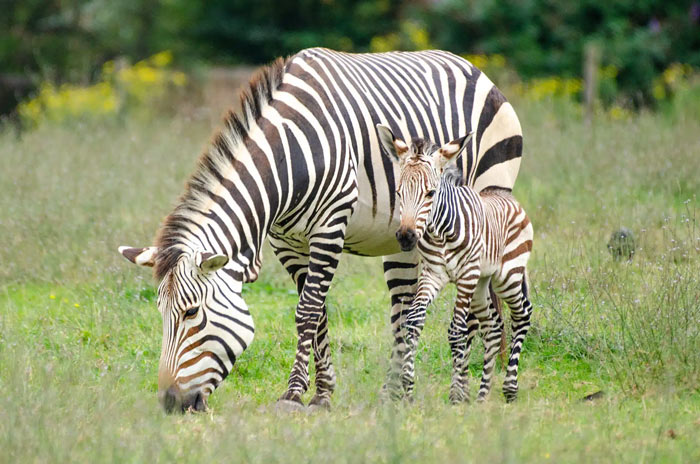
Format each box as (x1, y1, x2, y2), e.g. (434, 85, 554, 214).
(409, 137, 464, 186)
(153, 57, 290, 280)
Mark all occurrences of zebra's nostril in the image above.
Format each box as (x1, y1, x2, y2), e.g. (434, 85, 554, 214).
(193, 392, 208, 412)
(162, 385, 180, 414)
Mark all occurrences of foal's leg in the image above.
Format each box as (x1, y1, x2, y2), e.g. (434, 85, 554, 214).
(494, 271, 533, 403)
(448, 303, 478, 404)
(467, 277, 504, 402)
(400, 268, 448, 400)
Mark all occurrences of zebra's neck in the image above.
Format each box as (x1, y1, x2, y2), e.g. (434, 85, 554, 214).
(428, 178, 460, 238)
(154, 58, 293, 282)
(175, 116, 293, 282)
(429, 178, 479, 240)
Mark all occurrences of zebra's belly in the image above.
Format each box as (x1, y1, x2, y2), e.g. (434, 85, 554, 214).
(342, 196, 402, 256)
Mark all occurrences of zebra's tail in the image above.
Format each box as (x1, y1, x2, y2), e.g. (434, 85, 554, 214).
(489, 284, 508, 366)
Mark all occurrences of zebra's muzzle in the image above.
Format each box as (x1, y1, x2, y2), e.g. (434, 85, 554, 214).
(161, 385, 180, 414)
(160, 385, 208, 414)
(396, 228, 418, 251)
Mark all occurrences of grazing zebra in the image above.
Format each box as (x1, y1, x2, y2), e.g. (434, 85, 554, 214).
(377, 125, 533, 403)
(118, 47, 523, 412)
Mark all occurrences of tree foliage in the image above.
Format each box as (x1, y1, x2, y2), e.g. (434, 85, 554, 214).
(2, 0, 699, 114)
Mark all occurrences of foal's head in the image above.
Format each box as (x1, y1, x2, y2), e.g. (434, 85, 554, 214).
(376, 125, 473, 251)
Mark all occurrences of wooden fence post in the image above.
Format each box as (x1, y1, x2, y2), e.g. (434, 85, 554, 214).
(584, 43, 600, 126)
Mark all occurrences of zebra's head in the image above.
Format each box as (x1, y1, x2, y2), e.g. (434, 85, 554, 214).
(377, 124, 473, 251)
(118, 245, 254, 413)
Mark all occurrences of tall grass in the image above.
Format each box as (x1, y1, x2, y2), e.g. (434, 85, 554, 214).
(1, 85, 699, 462)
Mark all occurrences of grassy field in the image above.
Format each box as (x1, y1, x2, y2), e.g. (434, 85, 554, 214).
(1, 86, 700, 462)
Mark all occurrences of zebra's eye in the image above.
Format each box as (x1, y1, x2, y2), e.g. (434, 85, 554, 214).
(184, 307, 199, 318)
(425, 190, 436, 198)
(395, 190, 402, 198)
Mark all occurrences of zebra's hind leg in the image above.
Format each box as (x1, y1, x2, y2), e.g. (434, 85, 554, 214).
(448, 310, 478, 404)
(468, 278, 503, 402)
(496, 275, 533, 403)
(380, 251, 419, 402)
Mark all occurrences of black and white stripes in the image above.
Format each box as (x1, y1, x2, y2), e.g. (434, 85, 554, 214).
(118, 48, 524, 412)
(378, 128, 533, 403)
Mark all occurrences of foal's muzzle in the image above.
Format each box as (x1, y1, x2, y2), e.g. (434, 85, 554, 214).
(396, 227, 417, 251)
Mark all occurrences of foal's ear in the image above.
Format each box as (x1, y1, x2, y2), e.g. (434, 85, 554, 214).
(435, 131, 474, 170)
(195, 251, 229, 273)
(376, 124, 409, 163)
(118, 246, 159, 267)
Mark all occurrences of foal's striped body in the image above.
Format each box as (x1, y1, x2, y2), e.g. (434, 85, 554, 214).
(378, 128, 533, 402)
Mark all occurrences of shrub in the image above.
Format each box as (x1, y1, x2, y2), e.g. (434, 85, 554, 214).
(18, 51, 187, 128)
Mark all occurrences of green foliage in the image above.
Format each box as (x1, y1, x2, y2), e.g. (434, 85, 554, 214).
(165, 0, 404, 63)
(416, 0, 700, 108)
(1, 0, 161, 79)
(3, 0, 699, 115)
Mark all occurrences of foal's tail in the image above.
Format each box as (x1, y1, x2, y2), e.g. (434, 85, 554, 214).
(489, 284, 508, 365)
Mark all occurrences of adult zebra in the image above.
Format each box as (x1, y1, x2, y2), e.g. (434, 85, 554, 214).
(119, 48, 523, 412)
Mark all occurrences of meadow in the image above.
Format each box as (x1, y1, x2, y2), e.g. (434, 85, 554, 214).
(1, 84, 699, 463)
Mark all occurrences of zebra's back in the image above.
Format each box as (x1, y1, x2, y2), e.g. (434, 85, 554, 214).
(281, 48, 523, 255)
(478, 189, 533, 273)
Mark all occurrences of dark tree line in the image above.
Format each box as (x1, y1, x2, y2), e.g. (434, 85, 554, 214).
(2, 0, 699, 115)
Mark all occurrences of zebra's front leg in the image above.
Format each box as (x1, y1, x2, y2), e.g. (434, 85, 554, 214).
(269, 239, 337, 410)
(380, 251, 419, 401)
(448, 310, 478, 404)
(400, 270, 447, 401)
(277, 233, 346, 409)
(308, 307, 335, 410)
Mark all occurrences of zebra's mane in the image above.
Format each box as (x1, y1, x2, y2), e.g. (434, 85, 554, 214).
(441, 163, 464, 186)
(409, 137, 464, 187)
(153, 56, 290, 280)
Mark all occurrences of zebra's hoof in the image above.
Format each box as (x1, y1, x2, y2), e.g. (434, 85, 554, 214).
(449, 392, 470, 405)
(503, 390, 518, 403)
(274, 399, 306, 414)
(308, 395, 331, 412)
(378, 384, 404, 404)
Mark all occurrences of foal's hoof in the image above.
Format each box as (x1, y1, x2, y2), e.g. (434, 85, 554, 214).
(379, 383, 405, 404)
(308, 395, 331, 412)
(274, 399, 307, 414)
(449, 391, 470, 405)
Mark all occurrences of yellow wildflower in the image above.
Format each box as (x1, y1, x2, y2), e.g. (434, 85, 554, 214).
(150, 50, 173, 68)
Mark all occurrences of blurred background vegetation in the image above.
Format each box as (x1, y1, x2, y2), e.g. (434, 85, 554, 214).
(2, 0, 699, 125)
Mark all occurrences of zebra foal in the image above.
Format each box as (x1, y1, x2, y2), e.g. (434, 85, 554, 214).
(377, 125, 534, 403)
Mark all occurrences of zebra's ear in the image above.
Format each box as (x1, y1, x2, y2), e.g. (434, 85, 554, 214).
(435, 131, 474, 170)
(118, 246, 159, 267)
(376, 124, 409, 163)
(195, 251, 229, 273)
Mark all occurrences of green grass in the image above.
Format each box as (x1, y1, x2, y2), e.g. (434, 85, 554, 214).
(1, 91, 700, 462)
